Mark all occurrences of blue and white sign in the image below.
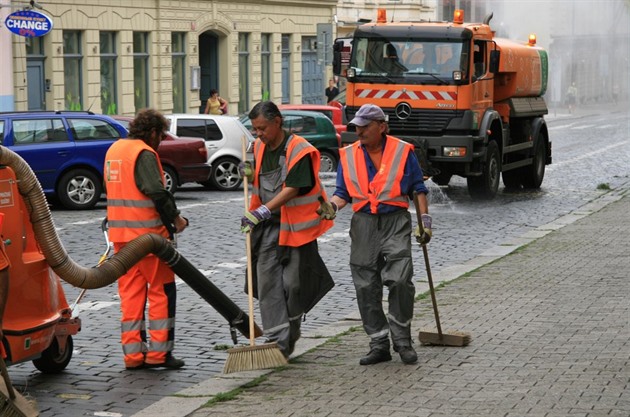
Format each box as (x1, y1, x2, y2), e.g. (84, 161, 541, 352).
(5, 10, 53, 38)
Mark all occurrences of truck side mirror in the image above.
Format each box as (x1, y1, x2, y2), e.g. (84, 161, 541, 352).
(489, 50, 500, 74)
(332, 39, 343, 76)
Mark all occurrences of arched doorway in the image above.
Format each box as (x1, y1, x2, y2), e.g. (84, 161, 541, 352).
(199, 31, 220, 113)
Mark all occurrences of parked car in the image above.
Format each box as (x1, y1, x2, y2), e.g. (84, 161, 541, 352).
(327, 90, 348, 125)
(278, 104, 347, 136)
(240, 110, 340, 173)
(112, 116, 211, 194)
(164, 114, 255, 191)
(0, 111, 127, 210)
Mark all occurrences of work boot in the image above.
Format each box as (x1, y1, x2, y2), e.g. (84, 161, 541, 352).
(395, 345, 418, 364)
(359, 349, 392, 365)
(125, 363, 144, 371)
(145, 354, 185, 370)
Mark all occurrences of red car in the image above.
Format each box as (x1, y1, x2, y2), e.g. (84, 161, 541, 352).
(112, 116, 210, 194)
(279, 104, 347, 136)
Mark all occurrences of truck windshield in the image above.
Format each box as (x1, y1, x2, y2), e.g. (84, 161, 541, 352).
(350, 38, 467, 84)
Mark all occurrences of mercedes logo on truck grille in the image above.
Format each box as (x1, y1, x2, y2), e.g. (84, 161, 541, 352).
(395, 103, 411, 120)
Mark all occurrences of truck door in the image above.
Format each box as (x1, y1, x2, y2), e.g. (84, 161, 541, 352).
(471, 40, 493, 122)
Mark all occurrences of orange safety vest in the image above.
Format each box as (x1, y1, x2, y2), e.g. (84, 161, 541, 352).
(104, 139, 169, 243)
(250, 135, 332, 247)
(339, 135, 413, 213)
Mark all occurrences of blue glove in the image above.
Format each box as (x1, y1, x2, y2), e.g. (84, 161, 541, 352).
(241, 205, 271, 233)
(238, 161, 253, 182)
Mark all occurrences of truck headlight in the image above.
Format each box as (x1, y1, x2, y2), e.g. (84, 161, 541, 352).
(443, 147, 467, 157)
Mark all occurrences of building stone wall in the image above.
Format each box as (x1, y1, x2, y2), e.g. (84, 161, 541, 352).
(9, 0, 336, 114)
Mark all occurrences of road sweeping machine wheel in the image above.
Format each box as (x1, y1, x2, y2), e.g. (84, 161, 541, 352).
(33, 335, 73, 374)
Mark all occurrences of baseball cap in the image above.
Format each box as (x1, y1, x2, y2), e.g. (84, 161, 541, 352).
(348, 104, 388, 127)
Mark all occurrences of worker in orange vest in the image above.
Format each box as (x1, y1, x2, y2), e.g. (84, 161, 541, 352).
(104, 109, 188, 370)
(239, 101, 334, 358)
(323, 103, 432, 366)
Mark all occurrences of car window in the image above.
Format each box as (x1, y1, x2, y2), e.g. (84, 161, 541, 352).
(69, 118, 119, 140)
(176, 119, 220, 142)
(0, 121, 4, 145)
(302, 116, 318, 134)
(12, 118, 68, 144)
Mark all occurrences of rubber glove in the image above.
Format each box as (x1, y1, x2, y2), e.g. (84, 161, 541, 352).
(241, 205, 271, 233)
(316, 196, 337, 220)
(238, 161, 254, 182)
(414, 213, 432, 244)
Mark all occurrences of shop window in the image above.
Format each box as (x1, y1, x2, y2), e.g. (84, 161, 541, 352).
(63, 31, 83, 111)
(133, 32, 150, 112)
(100, 32, 118, 115)
(238, 33, 250, 115)
(172, 32, 187, 113)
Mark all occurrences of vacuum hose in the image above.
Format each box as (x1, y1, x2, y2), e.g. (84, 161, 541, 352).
(0, 146, 261, 339)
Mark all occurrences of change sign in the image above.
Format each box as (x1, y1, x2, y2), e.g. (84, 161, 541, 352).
(5, 10, 53, 38)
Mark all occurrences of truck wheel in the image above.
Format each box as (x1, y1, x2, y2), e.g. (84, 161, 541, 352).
(33, 335, 73, 374)
(467, 141, 500, 200)
(208, 157, 242, 191)
(57, 169, 102, 210)
(521, 139, 546, 189)
(163, 166, 178, 195)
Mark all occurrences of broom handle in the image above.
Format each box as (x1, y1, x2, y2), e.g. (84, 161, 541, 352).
(412, 193, 443, 337)
(242, 136, 256, 347)
(0, 356, 16, 400)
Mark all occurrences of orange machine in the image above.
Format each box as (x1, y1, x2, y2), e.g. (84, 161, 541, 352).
(0, 165, 80, 373)
(334, 9, 551, 199)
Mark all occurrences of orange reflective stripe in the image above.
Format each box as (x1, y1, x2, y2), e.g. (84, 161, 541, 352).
(340, 135, 413, 213)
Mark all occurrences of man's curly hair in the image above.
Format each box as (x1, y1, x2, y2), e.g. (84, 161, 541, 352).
(128, 108, 169, 142)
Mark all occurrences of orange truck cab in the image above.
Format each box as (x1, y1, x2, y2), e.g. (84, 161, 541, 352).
(334, 9, 552, 199)
(0, 165, 80, 373)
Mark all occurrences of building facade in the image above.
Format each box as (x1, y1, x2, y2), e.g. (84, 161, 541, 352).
(2, 0, 337, 115)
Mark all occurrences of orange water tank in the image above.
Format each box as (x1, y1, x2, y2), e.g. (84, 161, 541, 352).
(493, 37, 549, 102)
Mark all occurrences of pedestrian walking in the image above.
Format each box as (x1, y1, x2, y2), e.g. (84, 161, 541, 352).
(323, 103, 432, 365)
(325, 79, 340, 104)
(104, 108, 189, 370)
(566, 82, 578, 114)
(239, 101, 334, 358)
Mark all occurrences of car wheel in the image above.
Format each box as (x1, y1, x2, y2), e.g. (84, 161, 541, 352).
(319, 151, 337, 173)
(432, 173, 452, 186)
(57, 169, 102, 210)
(33, 335, 73, 374)
(209, 157, 242, 191)
(163, 166, 178, 195)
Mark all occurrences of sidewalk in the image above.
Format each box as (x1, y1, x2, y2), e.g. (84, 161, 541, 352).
(132, 183, 629, 417)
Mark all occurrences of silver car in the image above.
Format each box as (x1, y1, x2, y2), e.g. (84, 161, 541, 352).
(165, 114, 255, 191)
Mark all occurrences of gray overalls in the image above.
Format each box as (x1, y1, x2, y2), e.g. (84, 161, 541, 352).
(350, 209, 415, 352)
(254, 138, 303, 357)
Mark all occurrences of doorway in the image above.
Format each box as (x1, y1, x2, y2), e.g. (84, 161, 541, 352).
(199, 32, 219, 113)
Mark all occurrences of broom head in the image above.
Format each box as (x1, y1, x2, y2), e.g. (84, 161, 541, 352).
(0, 380, 39, 417)
(418, 330, 471, 347)
(223, 342, 287, 374)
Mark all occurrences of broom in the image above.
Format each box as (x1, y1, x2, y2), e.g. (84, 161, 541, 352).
(223, 137, 287, 374)
(413, 193, 471, 347)
(0, 356, 39, 417)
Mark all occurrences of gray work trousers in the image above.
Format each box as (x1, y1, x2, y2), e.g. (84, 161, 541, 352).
(349, 210, 415, 352)
(256, 221, 302, 357)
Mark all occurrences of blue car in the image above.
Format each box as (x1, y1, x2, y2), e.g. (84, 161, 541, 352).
(0, 111, 127, 210)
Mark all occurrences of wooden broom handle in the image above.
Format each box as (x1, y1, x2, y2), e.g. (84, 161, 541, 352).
(412, 193, 443, 336)
(241, 136, 256, 346)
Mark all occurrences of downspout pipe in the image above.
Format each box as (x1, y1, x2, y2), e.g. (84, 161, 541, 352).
(0, 146, 261, 339)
